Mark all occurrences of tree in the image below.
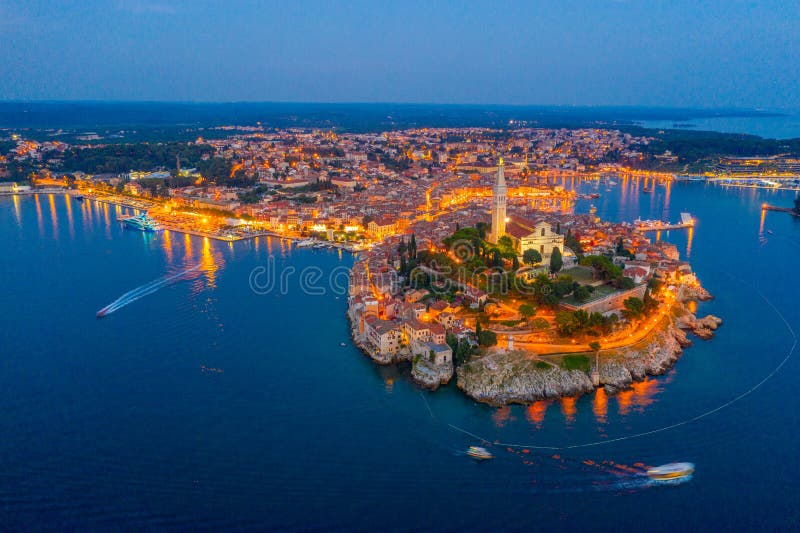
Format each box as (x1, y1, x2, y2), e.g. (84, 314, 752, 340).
(588, 341, 601, 353)
(409, 233, 417, 259)
(529, 317, 550, 331)
(397, 238, 407, 257)
(615, 276, 636, 290)
(475, 221, 489, 240)
(512, 255, 520, 270)
(555, 311, 577, 336)
(519, 303, 536, 317)
(478, 329, 497, 347)
(523, 248, 542, 265)
(622, 297, 645, 319)
(573, 285, 591, 302)
(549, 247, 563, 273)
(490, 249, 503, 268)
(497, 235, 516, 257)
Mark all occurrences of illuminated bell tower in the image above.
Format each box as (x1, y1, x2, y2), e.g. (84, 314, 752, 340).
(490, 158, 507, 243)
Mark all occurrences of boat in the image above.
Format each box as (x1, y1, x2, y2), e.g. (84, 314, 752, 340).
(295, 239, 316, 248)
(119, 213, 162, 232)
(647, 462, 694, 481)
(74, 194, 84, 201)
(642, 187, 653, 193)
(466, 446, 493, 460)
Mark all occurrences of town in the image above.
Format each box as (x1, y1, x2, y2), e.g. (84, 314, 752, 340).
(1, 125, 720, 403)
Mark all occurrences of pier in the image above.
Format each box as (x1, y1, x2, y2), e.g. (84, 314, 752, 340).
(634, 212, 695, 232)
(761, 204, 800, 216)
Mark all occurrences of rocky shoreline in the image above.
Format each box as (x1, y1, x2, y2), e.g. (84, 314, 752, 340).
(348, 283, 722, 404)
(456, 306, 722, 405)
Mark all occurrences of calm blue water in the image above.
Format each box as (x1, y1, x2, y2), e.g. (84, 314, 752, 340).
(1, 186, 799, 530)
(638, 111, 800, 139)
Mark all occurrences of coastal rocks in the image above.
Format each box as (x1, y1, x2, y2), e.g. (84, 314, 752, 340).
(599, 326, 685, 395)
(680, 284, 713, 302)
(598, 360, 633, 395)
(411, 358, 454, 390)
(676, 313, 723, 340)
(456, 351, 594, 404)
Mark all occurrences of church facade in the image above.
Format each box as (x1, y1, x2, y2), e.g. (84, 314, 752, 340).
(488, 158, 568, 267)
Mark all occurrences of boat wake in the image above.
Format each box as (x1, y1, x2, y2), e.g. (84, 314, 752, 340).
(96, 264, 202, 317)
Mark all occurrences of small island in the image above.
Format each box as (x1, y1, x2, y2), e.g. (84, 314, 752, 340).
(348, 161, 721, 404)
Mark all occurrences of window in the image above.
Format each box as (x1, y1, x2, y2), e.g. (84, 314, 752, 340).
(541, 227, 545, 237)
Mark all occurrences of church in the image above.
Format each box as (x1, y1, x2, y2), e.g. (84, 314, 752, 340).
(487, 159, 569, 267)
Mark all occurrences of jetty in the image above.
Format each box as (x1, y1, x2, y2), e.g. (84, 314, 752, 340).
(634, 212, 695, 232)
(762, 202, 800, 216)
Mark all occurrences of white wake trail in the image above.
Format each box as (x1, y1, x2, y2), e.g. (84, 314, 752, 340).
(97, 264, 202, 317)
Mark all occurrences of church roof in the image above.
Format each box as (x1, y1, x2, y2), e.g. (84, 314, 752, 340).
(505, 215, 551, 238)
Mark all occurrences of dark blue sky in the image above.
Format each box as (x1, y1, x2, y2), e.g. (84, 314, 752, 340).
(1, 0, 798, 108)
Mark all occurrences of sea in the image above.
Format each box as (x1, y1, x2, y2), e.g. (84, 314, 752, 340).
(1, 178, 799, 530)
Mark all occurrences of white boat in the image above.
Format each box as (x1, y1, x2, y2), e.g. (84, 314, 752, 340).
(295, 239, 316, 248)
(466, 446, 493, 460)
(647, 462, 694, 481)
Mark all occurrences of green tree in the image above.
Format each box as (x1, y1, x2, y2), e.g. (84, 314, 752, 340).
(478, 329, 498, 347)
(622, 297, 645, 319)
(529, 317, 550, 331)
(523, 248, 542, 265)
(573, 285, 591, 302)
(475, 221, 489, 240)
(549, 247, 563, 273)
(519, 304, 536, 317)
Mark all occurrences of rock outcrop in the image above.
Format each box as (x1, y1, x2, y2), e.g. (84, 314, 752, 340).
(457, 352, 595, 405)
(457, 324, 691, 403)
(411, 358, 454, 390)
(676, 312, 723, 340)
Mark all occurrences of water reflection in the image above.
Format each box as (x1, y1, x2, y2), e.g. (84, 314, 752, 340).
(615, 377, 662, 416)
(560, 397, 577, 423)
(492, 406, 513, 428)
(162, 230, 173, 265)
(525, 401, 548, 428)
(48, 194, 58, 239)
(65, 194, 75, 239)
(34, 194, 45, 231)
(592, 388, 608, 424)
(12, 194, 21, 226)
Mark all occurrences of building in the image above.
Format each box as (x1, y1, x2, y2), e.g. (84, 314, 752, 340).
(488, 159, 507, 243)
(364, 316, 403, 356)
(367, 216, 397, 240)
(506, 218, 565, 263)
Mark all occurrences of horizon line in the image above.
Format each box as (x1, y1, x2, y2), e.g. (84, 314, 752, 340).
(0, 99, 786, 113)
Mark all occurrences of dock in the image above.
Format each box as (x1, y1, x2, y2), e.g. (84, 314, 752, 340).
(762, 204, 800, 216)
(634, 212, 695, 232)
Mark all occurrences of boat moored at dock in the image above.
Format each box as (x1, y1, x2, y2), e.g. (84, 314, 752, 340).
(119, 213, 162, 232)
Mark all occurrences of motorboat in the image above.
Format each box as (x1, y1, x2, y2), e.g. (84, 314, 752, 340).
(467, 446, 493, 460)
(647, 462, 694, 481)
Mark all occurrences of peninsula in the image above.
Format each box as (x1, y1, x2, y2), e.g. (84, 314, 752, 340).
(347, 159, 720, 404)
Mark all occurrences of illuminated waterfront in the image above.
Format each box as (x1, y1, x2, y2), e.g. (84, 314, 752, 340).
(1, 186, 799, 529)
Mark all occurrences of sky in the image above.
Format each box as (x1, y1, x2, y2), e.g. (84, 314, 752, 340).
(1, 0, 798, 109)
